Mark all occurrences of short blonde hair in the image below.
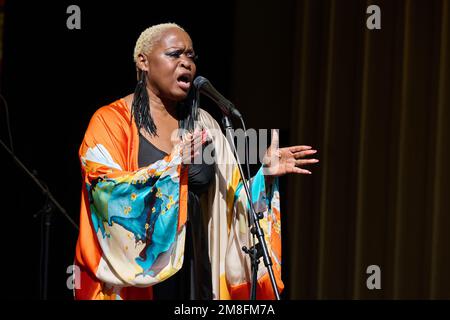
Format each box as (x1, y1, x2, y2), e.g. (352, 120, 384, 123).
(133, 22, 186, 63)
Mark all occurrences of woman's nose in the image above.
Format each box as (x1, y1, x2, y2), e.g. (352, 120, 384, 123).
(180, 57, 192, 70)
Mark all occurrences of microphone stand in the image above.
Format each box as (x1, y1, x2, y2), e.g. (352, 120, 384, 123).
(0, 138, 78, 300)
(221, 115, 280, 300)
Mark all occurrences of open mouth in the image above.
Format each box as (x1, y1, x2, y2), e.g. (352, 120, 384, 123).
(177, 74, 191, 90)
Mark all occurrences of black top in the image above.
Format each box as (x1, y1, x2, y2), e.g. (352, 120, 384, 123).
(138, 133, 215, 300)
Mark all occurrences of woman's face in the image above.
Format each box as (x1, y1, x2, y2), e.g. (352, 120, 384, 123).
(141, 28, 197, 102)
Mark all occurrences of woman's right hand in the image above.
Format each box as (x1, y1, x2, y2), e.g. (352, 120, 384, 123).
(174, 129, 210, 164)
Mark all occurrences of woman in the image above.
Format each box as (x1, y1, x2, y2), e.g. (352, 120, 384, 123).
(74, 23, 318, 300)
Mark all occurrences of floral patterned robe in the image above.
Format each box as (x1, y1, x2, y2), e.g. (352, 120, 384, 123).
(74, 98, 283, 300)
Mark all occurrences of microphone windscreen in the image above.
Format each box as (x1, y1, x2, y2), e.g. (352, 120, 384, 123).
(193, 76, 208, 89)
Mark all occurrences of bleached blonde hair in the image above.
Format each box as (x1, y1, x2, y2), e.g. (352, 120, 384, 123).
(133, 22, 186, 63)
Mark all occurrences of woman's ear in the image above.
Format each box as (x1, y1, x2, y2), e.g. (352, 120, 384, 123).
(136, 53, 149, 72)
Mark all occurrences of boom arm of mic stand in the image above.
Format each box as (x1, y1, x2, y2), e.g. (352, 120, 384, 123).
(0, 138, 78, 230)
(221, 115, 280, 300)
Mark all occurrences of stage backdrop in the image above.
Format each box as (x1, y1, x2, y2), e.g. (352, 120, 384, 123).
(232, 0, 450, 299)
(1, 0, 448, 299)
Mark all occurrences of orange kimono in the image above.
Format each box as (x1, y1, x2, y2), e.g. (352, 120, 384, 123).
(74, 98, 283, 299)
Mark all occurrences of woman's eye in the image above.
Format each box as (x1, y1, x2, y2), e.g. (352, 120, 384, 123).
(187, 53, 198, 61)
(166, 50, 197, 62)
(167, 51, 182, 58)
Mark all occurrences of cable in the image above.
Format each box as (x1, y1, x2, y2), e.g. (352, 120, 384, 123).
(0, 93, 15, 154)
(239, 116, 256, 228)
(239, 117, 252, 185)
(236, 116, 260, 299)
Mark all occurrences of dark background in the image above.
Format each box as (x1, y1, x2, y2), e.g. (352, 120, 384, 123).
(1, 0, 449, 300)
(0, 0, 236, 300)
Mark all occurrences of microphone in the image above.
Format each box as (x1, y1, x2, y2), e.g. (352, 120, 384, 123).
(193, 76, 242, 118)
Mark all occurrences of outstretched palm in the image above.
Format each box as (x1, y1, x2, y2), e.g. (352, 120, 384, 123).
(262, 129, 319, 177)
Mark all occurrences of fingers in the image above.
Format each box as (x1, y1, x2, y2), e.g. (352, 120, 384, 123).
(181, 144, 200, 164)
(292, 167, 312, 175)
(295, 158, 319, 166)
(270, 129, 279, 150)
(290, 146, 319, 175)
(190, 129, 211, 145)
(293, 148, 317, 158)
(180, 129, 211, 164)
(289, 145, 313, 153)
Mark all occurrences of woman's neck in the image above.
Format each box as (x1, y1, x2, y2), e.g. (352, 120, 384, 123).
(147, 88, 178, 119)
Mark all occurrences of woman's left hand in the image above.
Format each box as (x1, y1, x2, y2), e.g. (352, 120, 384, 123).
(262, 129, 319, 177)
